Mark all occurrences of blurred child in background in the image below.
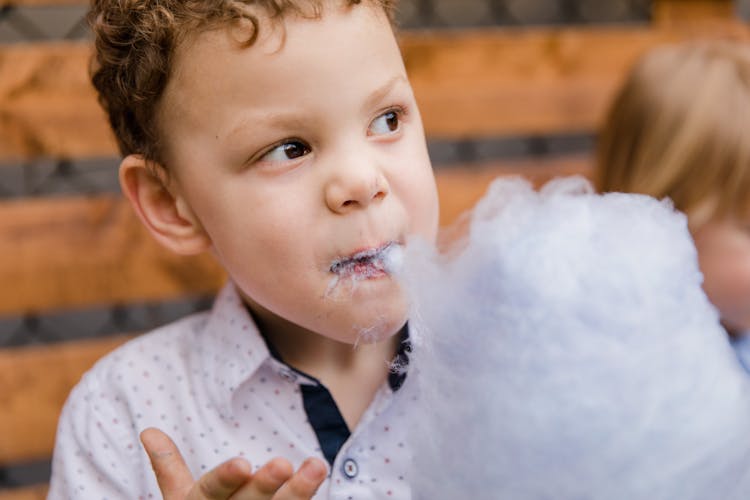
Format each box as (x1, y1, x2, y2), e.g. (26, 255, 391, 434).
(595, 40, 750, 364)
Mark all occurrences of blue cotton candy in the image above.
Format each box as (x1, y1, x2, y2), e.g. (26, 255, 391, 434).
(398, 176, 750, 500)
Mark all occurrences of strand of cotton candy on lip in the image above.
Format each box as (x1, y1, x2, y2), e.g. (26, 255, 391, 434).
(348, 244, 409, 348)
(323, 243, 411, 350)
(324, 244, 404, 300)
(323, 267, 371, 300)
(396, 175, 750, 500)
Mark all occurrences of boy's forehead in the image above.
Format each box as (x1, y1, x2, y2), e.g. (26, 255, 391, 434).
(158, 2, 404, 151)
(168, 2, 397, 90)
(172, 2, 392, 67)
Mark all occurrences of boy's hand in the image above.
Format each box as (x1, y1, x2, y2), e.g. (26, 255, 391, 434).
(140, 428, 327, 499)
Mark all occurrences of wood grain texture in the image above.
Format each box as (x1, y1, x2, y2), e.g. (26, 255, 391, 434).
(0, 194, 226, 315)
(401, 21, 749, 139)
(654, 0, 736, 25)
(0, 0, 83, 5)
(436, 155, 592, 226)
(0, 485, 47, 500)
(0, 18, 746, 160)
(0, 335, 132, 465)
(0, 42, 117, 161)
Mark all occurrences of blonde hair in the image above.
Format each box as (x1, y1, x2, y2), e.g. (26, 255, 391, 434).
(595, 40, 750, 228)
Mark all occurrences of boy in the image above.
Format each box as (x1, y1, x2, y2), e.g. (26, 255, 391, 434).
(49, 0, 439, 498)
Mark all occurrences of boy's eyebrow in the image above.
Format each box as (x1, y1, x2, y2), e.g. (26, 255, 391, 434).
(223, 75, 409, 142)
(224, 113, 308, 142)
(362, 75, 409, 112)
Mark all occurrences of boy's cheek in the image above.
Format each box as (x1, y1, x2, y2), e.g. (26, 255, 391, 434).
(420, 178, 441, 242)
(399, 189, 439, 242)
(394, 163, 439, 240)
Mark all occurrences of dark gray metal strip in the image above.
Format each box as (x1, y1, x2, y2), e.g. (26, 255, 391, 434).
(0, 295, 213, 348)
(0, 134, 596, 199)
(0, 459, 50, 491)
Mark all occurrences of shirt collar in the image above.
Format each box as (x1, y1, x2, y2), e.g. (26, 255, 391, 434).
(194, 282, 273, 417)
(263, 321, 412, 393)
(193, 282, 411, 416)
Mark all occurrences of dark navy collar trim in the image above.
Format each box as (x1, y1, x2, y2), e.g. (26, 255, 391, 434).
(254, 318, 410, 466)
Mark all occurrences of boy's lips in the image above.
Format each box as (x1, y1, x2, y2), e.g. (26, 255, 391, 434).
(330, 241, 399, 278)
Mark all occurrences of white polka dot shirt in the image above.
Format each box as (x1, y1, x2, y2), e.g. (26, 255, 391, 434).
(48, 283, 412, 499)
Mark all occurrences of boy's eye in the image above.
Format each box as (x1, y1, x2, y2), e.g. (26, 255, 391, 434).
(368, 110, 401, 136)
(260, 140, 311, 163)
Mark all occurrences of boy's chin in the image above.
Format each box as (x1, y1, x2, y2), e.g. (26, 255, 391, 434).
(351, 315, 406, 345)
(321, 277, 409, 343)
(342, 300, 409, 346)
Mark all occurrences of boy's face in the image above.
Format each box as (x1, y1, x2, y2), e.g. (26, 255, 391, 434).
(158, 3, 439, 344)
(693, 216, 750, 335)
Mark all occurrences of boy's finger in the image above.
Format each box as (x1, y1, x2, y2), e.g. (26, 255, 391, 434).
(233, 457, 294, 497)
(272, 458, 327, 500)
(191, 458, 254, 499)
(140, 427, 195, 500)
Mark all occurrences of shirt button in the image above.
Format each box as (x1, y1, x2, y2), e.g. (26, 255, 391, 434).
(342, 458, 358, 479)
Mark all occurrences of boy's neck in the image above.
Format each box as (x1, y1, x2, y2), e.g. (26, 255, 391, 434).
(245, 298, 401, 379)
(269, 321, 401, 376)
(247, 299, 403, 429)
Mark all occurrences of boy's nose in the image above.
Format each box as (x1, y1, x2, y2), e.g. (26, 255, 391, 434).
(325, 165, 390, 214)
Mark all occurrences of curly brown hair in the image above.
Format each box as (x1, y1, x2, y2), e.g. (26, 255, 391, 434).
(88, 0, 396, 165)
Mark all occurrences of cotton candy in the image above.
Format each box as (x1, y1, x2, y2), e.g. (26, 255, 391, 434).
(398, 176, 750, 500)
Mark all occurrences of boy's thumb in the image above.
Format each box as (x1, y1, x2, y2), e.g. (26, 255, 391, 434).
(140, 427, 194, 500)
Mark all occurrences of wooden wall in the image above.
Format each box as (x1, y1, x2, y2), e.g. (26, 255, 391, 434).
(0, 0, 746, 497)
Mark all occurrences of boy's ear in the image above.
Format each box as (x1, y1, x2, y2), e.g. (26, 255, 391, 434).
(119, 154, 211, 255)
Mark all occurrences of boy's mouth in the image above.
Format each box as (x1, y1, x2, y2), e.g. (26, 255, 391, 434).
(330, 242, 399, 279)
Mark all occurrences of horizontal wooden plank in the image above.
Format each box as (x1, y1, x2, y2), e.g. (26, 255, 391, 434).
(0, 194, 226, 315)
(0, 18, 746, 160)
(0, 157, 589, 316)
(0, 42, 117, 161)
(0, 485, 47, 500)
(0, 335, 132, 465)
(436, 155, 592, 226)
(0, 157, 592, 465)
(0, 0, 83, 5)
(654, 0, 736, 25)
(402, 21, 749, 139)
